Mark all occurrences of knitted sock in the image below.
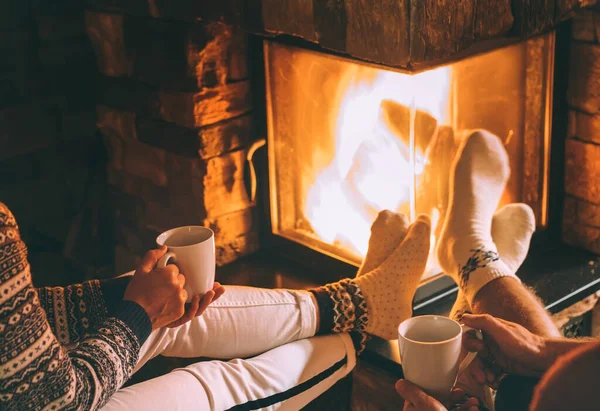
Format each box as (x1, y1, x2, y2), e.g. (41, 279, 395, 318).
(353, 210, 410, 350)
(310, 215, 431, 342)
(436, 130, 514, 305)
(491, 203, 535, 274)
(357, 210, 410, 276)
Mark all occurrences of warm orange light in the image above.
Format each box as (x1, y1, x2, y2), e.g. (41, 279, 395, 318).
(304, 66, 451, 264)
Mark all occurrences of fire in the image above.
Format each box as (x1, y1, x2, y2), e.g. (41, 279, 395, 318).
(304, 65, 451, 265)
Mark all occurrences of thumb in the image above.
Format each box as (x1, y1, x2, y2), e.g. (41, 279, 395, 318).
(137, 246, 168, 274)
(395, 379, 438, 407)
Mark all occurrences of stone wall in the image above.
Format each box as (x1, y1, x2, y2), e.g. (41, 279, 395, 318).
(563, 7, 600, 253)
(84, 2, 259, 272)
(0, 1, 110, 285)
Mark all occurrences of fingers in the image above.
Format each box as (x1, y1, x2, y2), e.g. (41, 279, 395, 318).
(195, 290, 215, 316)
(168, 295, 200, 328)
(212, 282, 226, 301)
(461, 314, 504, 338)
(463, 333, 486, 353)
(395, 379, 439, 407)
(137, 246, 168, 274)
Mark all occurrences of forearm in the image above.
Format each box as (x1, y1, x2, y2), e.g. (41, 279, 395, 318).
(36, 275, 132, 345)
(539, 337, 597, 370)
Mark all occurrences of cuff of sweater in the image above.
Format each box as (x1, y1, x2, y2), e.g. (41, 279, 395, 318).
(100, 276, 133, 315)
(114, 300, 152, 345)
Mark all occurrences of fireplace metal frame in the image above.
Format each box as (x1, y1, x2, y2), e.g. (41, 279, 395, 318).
(247, 25, 571, 308)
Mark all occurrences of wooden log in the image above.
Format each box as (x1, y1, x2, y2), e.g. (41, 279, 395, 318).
(565, 139, 600, 204)
(568, 43, 600, 114)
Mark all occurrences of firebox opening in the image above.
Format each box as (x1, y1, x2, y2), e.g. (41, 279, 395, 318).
(265, 33, 555, 282)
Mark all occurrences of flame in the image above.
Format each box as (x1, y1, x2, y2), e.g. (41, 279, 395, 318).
(304, 66, 451, 261)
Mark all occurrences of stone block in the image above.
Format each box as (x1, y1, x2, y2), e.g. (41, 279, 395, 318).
(137, 114, 253, 159)
(204, 207, 259, 266)
(85, 11, 130, 76)
(215, 231, 259, 266)
(563, 196, 600, 228)
(122, 139, 168, 186)
(202, 149, 251, 217)
(97, 105, 137, 140)
(158, 81, 251, 128)
(572, 9, 599, 42)
(108, 167, 169, 205)
(565, 139, 600, 204)
(568, 110, 600, 144)
(0, 103, 59, 161)
(102, 134, 125, 169)
(568, 43, 600, 114)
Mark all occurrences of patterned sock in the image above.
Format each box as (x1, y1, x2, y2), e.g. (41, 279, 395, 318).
(350, 210, 410, 350)
(311, 215, 431, 346)
(436, 130, 515, 305)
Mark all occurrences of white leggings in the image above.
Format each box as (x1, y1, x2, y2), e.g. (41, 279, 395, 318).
(101, 286, 356, 411)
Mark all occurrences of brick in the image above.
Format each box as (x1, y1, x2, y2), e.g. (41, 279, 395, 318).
(137, 114, 253, 159)
(97, 106, 137, 140)
(37, 12, 85, 43)
(107, 167, 169, 205)
(84, 0, 243, 23)
(568, 43, 600, 114)
(202, 149, 251, 217)
(568, 110, 600, 144)
(0, 104, 59, 161)
(563, 220, 600, 254)
(204, 207, 256, 244)
(199, 114, 253, 158)
(565, 139, 600, 203)
(102, 133, 125, 169)
(85, 11, 131, 76)
(123, 139, 168, 186)
(158, 81, 251, 128)
(215, 231, 259, 266)
(564, 195, 600, 228)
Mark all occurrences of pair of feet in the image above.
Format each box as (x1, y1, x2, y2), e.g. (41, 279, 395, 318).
(334, 130, 536, 341)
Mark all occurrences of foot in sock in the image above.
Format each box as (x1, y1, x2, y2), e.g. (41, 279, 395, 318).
(357, 210, 410, 276)
(437, 129, 517, 304)
(311, 215, 431, 340)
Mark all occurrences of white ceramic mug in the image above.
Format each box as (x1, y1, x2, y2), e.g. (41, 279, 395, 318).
(155, 226, 215, 303)
(398, 315, 483, 401)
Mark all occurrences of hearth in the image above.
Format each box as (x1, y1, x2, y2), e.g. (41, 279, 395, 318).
(252, 28, 566, 305)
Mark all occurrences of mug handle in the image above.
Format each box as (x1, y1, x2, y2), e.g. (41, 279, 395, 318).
(156, 252, 177, 268)
(457, 325, 484, 376)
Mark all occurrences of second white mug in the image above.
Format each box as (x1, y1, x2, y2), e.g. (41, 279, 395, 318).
(398, 315, 482, 401)
(155, 226, 216, 303)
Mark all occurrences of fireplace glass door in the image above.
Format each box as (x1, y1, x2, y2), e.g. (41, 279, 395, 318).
(264, 34, 555, 280)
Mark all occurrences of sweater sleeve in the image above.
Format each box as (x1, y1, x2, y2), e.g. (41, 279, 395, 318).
(0, 203, 151, 410)
(36, 276, 133, 346)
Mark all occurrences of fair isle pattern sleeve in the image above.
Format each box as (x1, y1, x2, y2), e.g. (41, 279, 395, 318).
(37, 281, 108, 346)
(0, 203, 142, 411)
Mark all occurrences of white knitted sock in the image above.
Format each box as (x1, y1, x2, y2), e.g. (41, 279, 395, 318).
(357, 210, 410, 276)
(354, 215, 431, 339)
(436, 130, 514, 305)
(492, 203, 535, 275)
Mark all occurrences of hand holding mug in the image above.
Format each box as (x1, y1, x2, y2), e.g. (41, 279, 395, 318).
(461, 314, 550, 382)
(124, 247, 188, 329)
(396, 379, 480, 411)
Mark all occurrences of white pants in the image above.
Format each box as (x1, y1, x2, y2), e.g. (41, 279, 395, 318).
(102, 286, 356, 411)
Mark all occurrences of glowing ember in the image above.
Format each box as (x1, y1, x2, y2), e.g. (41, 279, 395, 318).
(304, 66, 451, 263)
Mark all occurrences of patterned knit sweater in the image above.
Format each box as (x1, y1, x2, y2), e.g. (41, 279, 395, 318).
(0, 202, 152, 410)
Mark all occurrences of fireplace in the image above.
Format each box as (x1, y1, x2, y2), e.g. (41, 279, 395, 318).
(254, 29, 559, 303)
(263, 34, 555, 279)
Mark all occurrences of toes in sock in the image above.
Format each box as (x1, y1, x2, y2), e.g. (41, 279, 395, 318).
(357, 210, 410, 276)
(436, 130, 513, 304)
(492, 203, 535, 274)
